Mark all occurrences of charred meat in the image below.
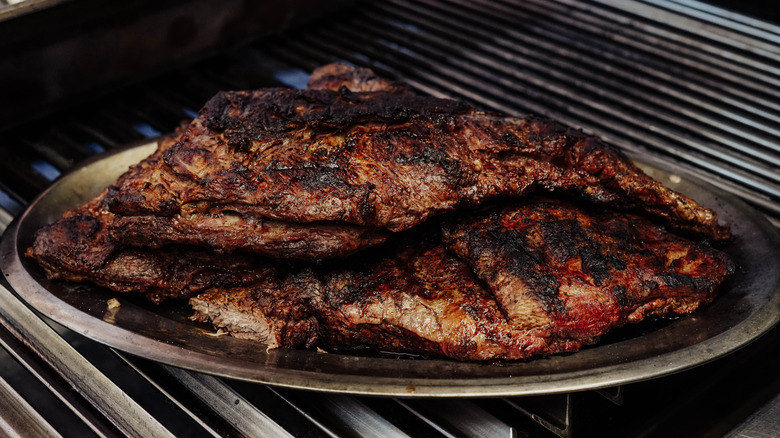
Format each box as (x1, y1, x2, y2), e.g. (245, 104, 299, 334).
(27, 64, 734, 361)
(442, 199, 734, 341)
(191, 199, 732, 361)
(191, 236, 587, 361)
(100, 64, 728, 259)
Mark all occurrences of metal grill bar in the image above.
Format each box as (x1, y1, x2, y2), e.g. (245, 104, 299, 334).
(406, 0, 776, 184)
(0, 284, 175, 437)
(397, 399, 515, 438)
(668, 0, 780, 36)
(368, 0, 780, 174)
(0, 374, 61, 438)
(269, 390, 411, 437)
(603, 0, 780, 55)
(161, 366, 294, 438)
(0, 1, 778, 437)
(0, 320, 116, 437)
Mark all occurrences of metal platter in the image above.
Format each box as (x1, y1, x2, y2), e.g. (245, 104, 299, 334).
(2, 140, 779, 397)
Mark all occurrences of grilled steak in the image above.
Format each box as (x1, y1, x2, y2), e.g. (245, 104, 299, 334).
(25, 133, 281, 303)
(191, 199, 732, 361)
(27, 205, 276, 305)
(27, 64, 408, 295)
(29, 203, 279, 303)
(27, 133, 178, 299)
(442, 199, 733, 340)
(189, 268, 319, 349)
(101, 64, 729, 260)
(27, 64, 734, 362)
(192, 237, 584, 360)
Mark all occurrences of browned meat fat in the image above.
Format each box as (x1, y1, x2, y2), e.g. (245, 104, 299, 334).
(306, 62, 413, 95)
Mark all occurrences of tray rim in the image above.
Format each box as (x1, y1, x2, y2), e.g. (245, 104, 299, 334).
(2, 140, 779, 398)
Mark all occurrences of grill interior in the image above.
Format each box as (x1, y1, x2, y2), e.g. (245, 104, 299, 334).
(1, 0, 779, 437)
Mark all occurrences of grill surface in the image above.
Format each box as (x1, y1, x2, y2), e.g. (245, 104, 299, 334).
(1, 0, 779, 437)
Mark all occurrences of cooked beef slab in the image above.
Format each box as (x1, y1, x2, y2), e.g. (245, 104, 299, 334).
(191, 199, 732, 361)
(25, 133, 280, 303)
(26, 64, 404, 288)
(27, 198, 276, 304)
(442, 200, 734, 341)
(28, 62, 729, 284)
(27, 63, 733, 362)
(101, 64, 729, 259)
(192, 240, 584, 360)
(189, 273, 320, 350)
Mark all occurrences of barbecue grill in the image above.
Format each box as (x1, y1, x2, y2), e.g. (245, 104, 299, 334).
(1, 0, 779, 437)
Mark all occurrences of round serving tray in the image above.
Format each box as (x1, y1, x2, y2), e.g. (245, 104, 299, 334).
(2, 141, 779, 397)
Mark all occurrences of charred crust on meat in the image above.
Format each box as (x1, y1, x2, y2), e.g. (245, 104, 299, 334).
(105, 75, 730, 240)
(64, 214, 103, 241)
(656, 272, 713, 291)
(611, 286, 629, 307)
(200, 89, 470, 139)
(531, 274, 565, 312)
(442, 198, 731, 329)
(500, 131, 523, 147)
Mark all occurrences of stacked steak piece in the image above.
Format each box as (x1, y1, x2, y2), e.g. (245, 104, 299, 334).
(28, 64, 733, 360)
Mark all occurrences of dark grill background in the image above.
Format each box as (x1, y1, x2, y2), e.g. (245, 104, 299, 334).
(1, 0, 778, 437)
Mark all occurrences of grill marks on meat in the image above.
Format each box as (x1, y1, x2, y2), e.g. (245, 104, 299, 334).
(314, 242, 580, 359)
(99, 66, 729, 260)
(190, 199, 732, 361)
(104, 89, 475, 230)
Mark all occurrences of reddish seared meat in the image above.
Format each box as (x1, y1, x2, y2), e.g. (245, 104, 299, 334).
(442, 199, 734, 342)
(192, 237, 585, 361)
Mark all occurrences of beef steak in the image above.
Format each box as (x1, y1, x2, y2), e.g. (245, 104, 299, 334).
(191, 199, 732, 361)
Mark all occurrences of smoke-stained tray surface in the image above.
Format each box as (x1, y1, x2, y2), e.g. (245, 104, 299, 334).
(2, 140, 779, 397)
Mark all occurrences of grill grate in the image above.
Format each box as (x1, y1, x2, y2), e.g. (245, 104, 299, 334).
(1, 1, 779, 437)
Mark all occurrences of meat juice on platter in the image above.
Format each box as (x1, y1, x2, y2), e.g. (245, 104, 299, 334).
(27, 64, 733, 361)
